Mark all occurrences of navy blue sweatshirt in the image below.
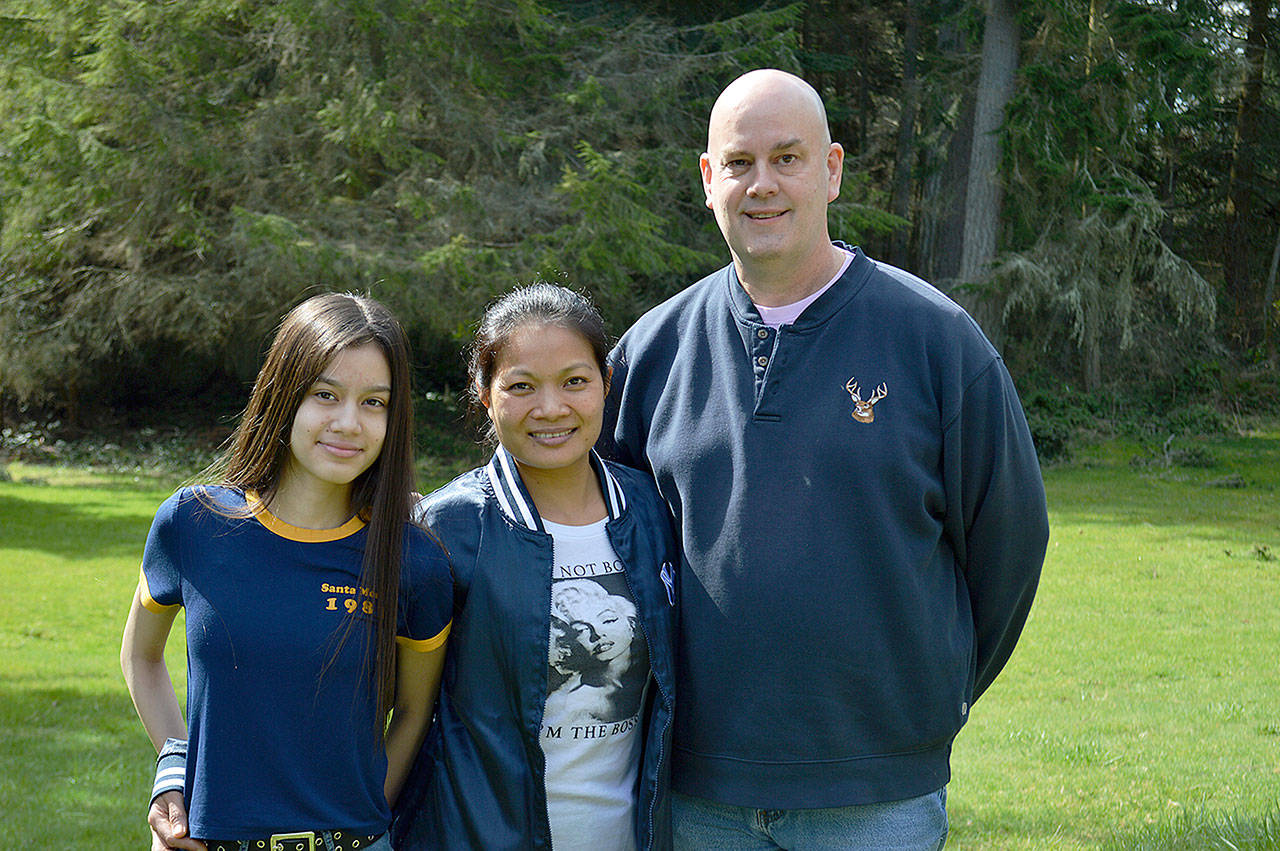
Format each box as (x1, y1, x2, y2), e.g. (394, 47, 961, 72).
(601, 246, 1049, 809)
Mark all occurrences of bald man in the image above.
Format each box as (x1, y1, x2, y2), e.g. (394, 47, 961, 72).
(601, 69, 1048, 848)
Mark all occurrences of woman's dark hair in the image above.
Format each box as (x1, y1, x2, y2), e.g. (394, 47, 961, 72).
(207, 292, 414, 722)
(467, 282, 609, 443)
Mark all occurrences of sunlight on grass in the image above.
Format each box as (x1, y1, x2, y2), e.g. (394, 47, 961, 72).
(948, 430, 1280, 849)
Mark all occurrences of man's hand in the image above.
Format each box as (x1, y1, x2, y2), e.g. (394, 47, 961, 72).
(148, 791, 205, 851)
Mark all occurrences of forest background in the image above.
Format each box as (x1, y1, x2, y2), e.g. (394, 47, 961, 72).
(1, 0, 1278, 459)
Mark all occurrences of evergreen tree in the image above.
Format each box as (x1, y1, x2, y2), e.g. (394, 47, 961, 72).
(0, 0, 800, 417)
(1224, 0, 1279, 355)
(990, 0, 1224, 389)
(2, 0, 1274, 420)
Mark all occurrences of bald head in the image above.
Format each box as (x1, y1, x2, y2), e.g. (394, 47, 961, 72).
(707, 69, 832, 150)
(699, 68, 845, 301)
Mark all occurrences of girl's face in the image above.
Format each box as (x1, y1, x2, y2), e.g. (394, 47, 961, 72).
(284, 342, 392, 497)
(481, 323, 607, 477)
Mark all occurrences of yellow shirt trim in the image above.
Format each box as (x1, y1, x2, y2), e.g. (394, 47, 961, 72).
(139, 568, 179, 614)
(246, 490, 366, 542)
(396, 620, 451, 653)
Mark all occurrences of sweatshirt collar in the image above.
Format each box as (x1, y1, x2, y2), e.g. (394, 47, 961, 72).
(725, 242, 872, 329)
(485, 445, 626, 534)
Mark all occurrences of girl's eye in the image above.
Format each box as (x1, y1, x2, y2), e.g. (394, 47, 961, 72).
(565, 376, 588, 387)
(314, 389, 336, 401)
(364, 397, 388, 409)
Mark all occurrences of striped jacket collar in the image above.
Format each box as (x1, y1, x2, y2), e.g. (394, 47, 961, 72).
(485, 446, 626, 534)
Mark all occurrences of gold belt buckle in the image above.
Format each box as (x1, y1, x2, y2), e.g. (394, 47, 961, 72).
(270, 831, 315, 851)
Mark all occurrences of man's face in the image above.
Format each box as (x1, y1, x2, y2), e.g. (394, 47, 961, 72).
(700, 83, 843, 274)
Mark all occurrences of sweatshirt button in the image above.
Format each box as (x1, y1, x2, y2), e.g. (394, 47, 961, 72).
(756, 356, 768, 367)
(757, 328, 769, 338)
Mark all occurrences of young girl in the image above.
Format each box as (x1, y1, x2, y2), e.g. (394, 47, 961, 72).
(392, 284, 678, 851)
(121, 293, 452, 851)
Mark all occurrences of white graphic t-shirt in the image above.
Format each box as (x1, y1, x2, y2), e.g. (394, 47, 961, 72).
(540, 517, 650, 851)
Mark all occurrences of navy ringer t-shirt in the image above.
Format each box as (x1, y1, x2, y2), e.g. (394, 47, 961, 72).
(141, 486, 452, 840)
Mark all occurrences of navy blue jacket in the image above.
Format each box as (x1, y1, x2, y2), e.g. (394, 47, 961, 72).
(602, 246, 1049, 809)
(391, 448, 678, 850)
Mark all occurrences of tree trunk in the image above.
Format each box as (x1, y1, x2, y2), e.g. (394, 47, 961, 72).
(1266, 223, 1280, 363)
(888, 0, 921, 269)
(1223, 0, 1273, 349)
(919, 16, 968, 284)
(956, 0, 1019, 343)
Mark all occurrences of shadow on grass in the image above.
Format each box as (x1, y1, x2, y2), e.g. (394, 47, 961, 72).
(0, 491, 157, 560)
(1046, 461, 1280, 533)
(0, 684, 154, 847)
(3, 472, 184, 492)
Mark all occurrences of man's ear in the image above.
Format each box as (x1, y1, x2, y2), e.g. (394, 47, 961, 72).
(826, 142, 845, 203)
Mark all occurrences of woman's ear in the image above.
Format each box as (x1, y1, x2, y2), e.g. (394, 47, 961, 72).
(477, 379, 491, 411)
(604, 365, 613, 395)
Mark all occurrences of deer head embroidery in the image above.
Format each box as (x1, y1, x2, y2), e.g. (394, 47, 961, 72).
(845, 379, 887, 423)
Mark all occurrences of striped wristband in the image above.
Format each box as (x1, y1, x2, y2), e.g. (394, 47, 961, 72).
(151, 738, 187, 804)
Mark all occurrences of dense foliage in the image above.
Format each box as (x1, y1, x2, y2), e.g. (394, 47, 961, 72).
(0, 1, 800, 416)
(1, 0, 1277, 447)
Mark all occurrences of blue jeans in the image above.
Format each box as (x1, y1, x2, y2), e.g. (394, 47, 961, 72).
(672, 788, 947, 850)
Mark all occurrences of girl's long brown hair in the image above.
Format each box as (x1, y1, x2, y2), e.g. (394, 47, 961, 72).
(206, 292, 415, 723)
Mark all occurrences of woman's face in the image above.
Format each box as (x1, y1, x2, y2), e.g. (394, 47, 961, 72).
(568, 602, 633, 663)
(284, 342, 391, 497)
(481, 323, 607, 477)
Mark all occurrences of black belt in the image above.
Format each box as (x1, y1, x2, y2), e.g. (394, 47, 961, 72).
(204, 830, 382, 851)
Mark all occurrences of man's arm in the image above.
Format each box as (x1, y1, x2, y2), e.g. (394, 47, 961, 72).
(946, 358, 1050, 700)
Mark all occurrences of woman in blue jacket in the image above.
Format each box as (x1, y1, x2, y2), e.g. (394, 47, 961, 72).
(392, 284, 678, 851)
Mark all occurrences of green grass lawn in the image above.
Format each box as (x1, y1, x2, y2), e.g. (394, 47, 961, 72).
(0, 467, 186, 847)
(949, 430, 1280, 849)
(2, 430, 1278, 849)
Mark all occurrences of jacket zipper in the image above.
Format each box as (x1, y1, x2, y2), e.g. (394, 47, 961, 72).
(613, 528, 671, 851)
